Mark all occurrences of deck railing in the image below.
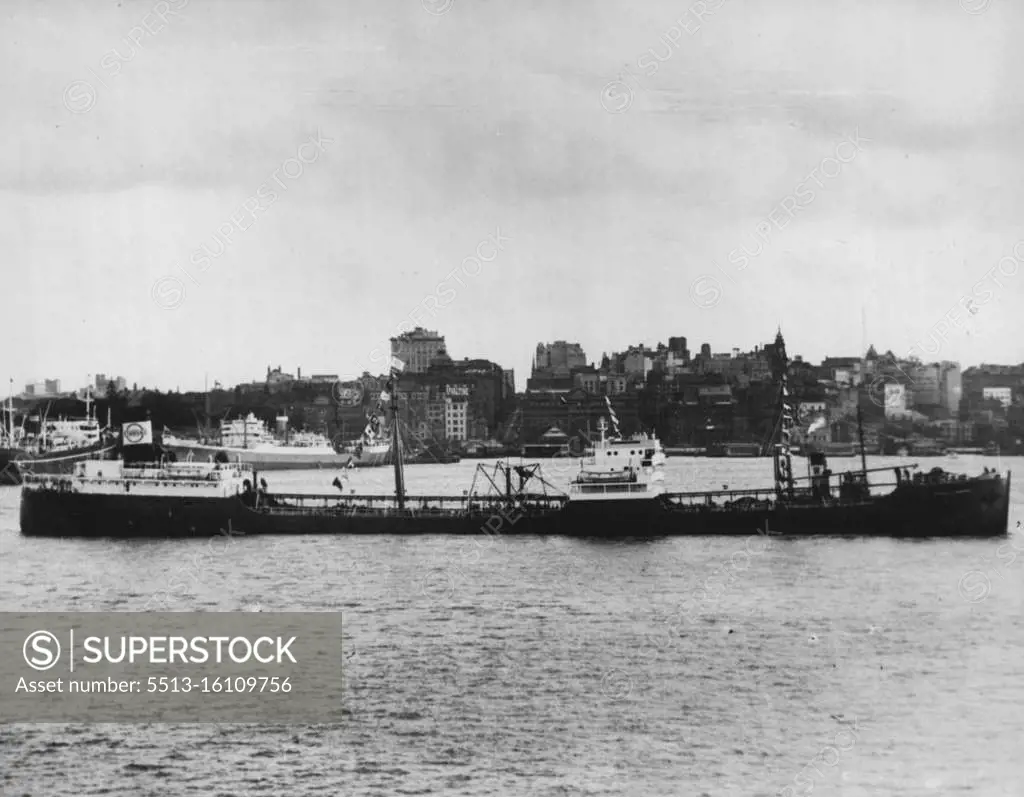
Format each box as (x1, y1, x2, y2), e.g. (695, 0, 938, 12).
(570, 482, 653, 495)
(262, 491, 569, 514)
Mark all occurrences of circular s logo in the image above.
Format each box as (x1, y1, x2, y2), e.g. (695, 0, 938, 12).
(600, 80, 634, 114)
(151, 275, 185, 310)
(958, 570, 990, 603)
(960, 0, 991, 15)
(332, 379, 365, 407)
(23, 630, 61, 671)
(868, 376, 902, 409)
(420, 567, 456, 605)
(689, 275, 722, 309)
(124, 423, 145, 444)
(600, 668, 634, 699)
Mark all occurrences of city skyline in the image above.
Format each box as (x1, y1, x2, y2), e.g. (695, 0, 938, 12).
(5, 0, 1023, 391)
(9, 330, 1022, 398)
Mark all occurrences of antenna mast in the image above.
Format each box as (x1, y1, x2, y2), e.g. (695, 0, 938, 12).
(389, 366, 405, 509)
(773, 333, 795, 498)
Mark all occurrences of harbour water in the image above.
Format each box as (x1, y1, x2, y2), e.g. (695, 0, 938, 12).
(2, 455, 1022, 796)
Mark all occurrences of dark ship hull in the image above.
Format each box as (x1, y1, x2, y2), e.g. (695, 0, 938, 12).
(0, 442, 115, 486)
(20, 470, 1010, 539)
(19, 490, 565, 538)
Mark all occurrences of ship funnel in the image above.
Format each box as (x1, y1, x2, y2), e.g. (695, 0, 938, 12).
(120, 419, 159, 465)
(121, 420, 153, 447)
(276, 415, 288, 435)
(808, 450, 830, 499)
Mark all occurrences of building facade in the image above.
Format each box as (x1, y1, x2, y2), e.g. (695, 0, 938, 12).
(391, 328, 447, 374)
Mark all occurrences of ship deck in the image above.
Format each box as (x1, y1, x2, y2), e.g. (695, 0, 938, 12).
(660, 470, 995, 512)
(260, 491, 569, 516)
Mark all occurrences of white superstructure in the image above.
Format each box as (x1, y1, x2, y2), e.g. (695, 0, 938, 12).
(568, 417, 666, 501)
(220, 414, 276, 449)
(22, 459, 252, 497)
(40, 417, 101, 450)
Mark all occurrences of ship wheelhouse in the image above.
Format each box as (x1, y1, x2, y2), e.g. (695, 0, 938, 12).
(568, 418, 666, 501)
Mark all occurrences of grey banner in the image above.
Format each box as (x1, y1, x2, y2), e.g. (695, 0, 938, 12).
(0, 612, 343, 723)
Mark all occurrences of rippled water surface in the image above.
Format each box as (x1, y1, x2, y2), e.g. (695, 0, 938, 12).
(2, 455, 1022, 796)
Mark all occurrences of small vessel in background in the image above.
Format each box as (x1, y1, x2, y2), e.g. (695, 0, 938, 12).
(707, 442, 764, 457)
(342, 436, 391, 467)
(1, 381, 20, 485)
(664, 446, 707, 457)
(1, 386, 116, 485)
(163, 413, 352, 470)
(460, 440, 515, 459)
(340, 399, 397, 467)
(798, 441, 857, 458)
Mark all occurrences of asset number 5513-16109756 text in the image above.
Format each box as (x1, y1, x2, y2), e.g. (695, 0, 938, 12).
(146, 676, 292, 693)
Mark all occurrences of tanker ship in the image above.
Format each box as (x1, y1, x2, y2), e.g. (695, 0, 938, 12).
(19, 343, 1012, 538)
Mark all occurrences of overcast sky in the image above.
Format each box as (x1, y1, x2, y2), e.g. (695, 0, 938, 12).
(3, 0, 1022, 392)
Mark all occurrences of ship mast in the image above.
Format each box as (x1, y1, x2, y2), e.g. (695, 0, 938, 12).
(858, 307, 869, 479)
(42, 402, 51, 448)
(389, 362, 406, 509)
(857, 403, 868, 477)
(773, 331, 795, 498)
(5, 378, 12, 446)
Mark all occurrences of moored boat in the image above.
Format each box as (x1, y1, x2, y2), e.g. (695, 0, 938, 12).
(1, 387, 116, 485)
(341, 438, 390, 467)
(163, 413, 352, 470)
(338, 398, 394, 467)
(707, 442, 764, 458)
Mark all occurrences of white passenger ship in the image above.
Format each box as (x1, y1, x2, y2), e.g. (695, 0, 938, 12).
(163, 413, 352, 470)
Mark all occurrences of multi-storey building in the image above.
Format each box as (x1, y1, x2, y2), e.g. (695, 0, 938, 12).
(444, 385, 469, 441)
(24, 379, 63, 397)
(982, 387, 1013, 408)
(908, 363, 941, 407)
(617, 345, 653, 381)
(519, 386, 641, 443)
(265, 366, 294, 393)
(529, 340, 588, 390)
(883, 383, 909, 418)
(534, 341, 587, 373)
(390, 328, 447, 374)
(962, 364, 1024, 417)
(369, 353, 513, 442)
(905, 362, 960, 417)
(92, 374, 126, 393)
(820, 357, 862, 387)
(938, 362, 961, 414)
